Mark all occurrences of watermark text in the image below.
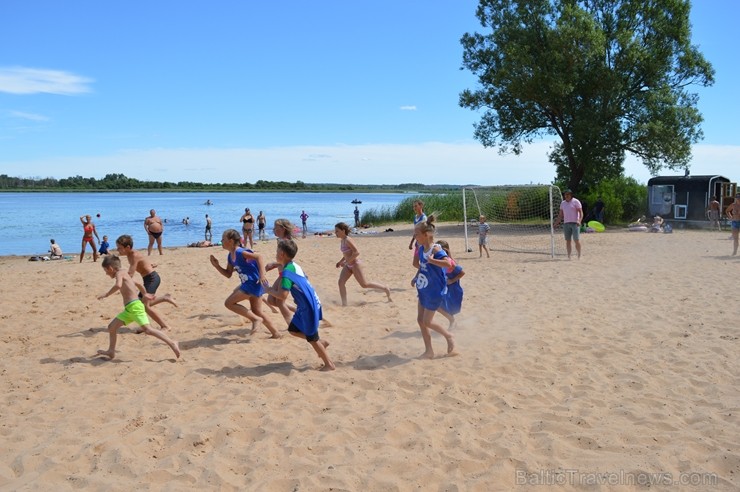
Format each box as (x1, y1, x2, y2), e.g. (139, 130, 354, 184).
(515, 469, 718, 487)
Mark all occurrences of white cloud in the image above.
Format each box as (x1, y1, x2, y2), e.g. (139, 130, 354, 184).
(9, 110, 49, 122)
(0, 67, 93, 95)
(400, 105, 417, 111)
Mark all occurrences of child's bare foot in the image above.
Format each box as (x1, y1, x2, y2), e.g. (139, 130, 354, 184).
(172, 341, 181, 359)
(268, 331, 282, 339)
(385, 287, 392, 302)
(418, 351, 435, 360)
(250, 321, 260, 335)
(320, 362, 336, 371)
(262, 298, 279, 313)
(162, 293, 178, 307)
(97, 349, 115, 359)
(446, 335, 458, 356)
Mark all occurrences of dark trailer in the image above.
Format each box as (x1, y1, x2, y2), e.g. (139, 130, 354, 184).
(647, 175, 736, 227)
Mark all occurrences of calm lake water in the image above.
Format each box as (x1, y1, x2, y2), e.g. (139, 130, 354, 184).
(0, 192, 410, 256)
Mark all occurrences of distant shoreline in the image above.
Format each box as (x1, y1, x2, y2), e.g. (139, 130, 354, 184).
(0, 188, 428, 194)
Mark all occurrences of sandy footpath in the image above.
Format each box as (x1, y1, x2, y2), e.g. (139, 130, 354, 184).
(0, 223, 737, 491)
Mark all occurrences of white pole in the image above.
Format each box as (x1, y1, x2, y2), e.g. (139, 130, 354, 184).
(549, 185, 556, 258)
(462, 187, 470, 253)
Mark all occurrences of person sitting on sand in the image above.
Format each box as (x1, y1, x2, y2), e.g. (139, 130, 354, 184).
(650, 215, 664, 233)
(49, 239, 63, 259)
(96, 255, 180, 360)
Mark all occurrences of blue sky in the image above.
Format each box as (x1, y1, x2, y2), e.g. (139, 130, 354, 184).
(1, 1, 738, 186)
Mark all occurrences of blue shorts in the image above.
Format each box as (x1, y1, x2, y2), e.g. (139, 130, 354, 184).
(563, 222, 581, 241)
(418, 291, 445, 311)
(732, 221, 740, 230)
(239, 280, 264, 297)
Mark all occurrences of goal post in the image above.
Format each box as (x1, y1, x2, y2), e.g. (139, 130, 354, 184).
(463, 185, 564, 257)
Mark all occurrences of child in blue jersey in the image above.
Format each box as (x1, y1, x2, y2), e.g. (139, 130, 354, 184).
(435, 240, 465, 330)
(412, 216, 457, 359)
(267, 239, 335, 371)
(408, 199, 427, 251)
(210, 229, 281, 338)
(265, 218, 297, 322)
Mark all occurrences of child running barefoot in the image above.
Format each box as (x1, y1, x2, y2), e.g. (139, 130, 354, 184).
(435, 240, 465, 330)
(115, 235, 178, 331)
(210, 229, 281, 338)
(96, 255, 180, 360)
(265, 218, 296, 322)
(412, 216, 457, 359)
(334, 222, 392, 306)
(267, 239, 335, 371)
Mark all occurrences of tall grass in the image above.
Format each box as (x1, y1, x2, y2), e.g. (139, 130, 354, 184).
(361, 193, 464, 225)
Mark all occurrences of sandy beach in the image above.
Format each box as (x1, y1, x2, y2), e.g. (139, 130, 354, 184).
(0, 223, 737, 491)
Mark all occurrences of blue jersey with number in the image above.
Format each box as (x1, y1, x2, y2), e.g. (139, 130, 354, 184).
(228, 248, 264, 296)
(415, 244, 448, 310)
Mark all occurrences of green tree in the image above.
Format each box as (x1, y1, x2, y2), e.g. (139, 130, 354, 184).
(460, 0, 714, 192)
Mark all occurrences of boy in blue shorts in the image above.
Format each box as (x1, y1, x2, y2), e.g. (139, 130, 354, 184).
(97, 255, 180, 360)
(267, 239, 335, 371)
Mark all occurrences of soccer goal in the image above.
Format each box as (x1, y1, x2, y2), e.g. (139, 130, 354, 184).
(463, 185, 565, 257)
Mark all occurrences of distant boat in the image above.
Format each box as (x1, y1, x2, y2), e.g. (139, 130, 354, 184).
(351, 199, 362, 204)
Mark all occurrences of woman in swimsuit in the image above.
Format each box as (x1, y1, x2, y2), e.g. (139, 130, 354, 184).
(79, 214, 100, 263)
(240, 208, 255, 249)
(334, 222, 391, 307)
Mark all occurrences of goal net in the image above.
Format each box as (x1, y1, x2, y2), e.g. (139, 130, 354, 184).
(463, 185, 565, 257)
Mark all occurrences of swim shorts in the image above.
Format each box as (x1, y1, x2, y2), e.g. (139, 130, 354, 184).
(116, 299, 150, 327)
(140, 271, 161, 296)
(288, 322, 320, 343)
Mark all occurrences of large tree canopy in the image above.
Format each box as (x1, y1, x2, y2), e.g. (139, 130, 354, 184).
(459, 0, 714, 192)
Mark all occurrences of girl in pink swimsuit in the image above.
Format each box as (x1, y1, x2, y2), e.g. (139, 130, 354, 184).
(334, 222, 392, 307)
